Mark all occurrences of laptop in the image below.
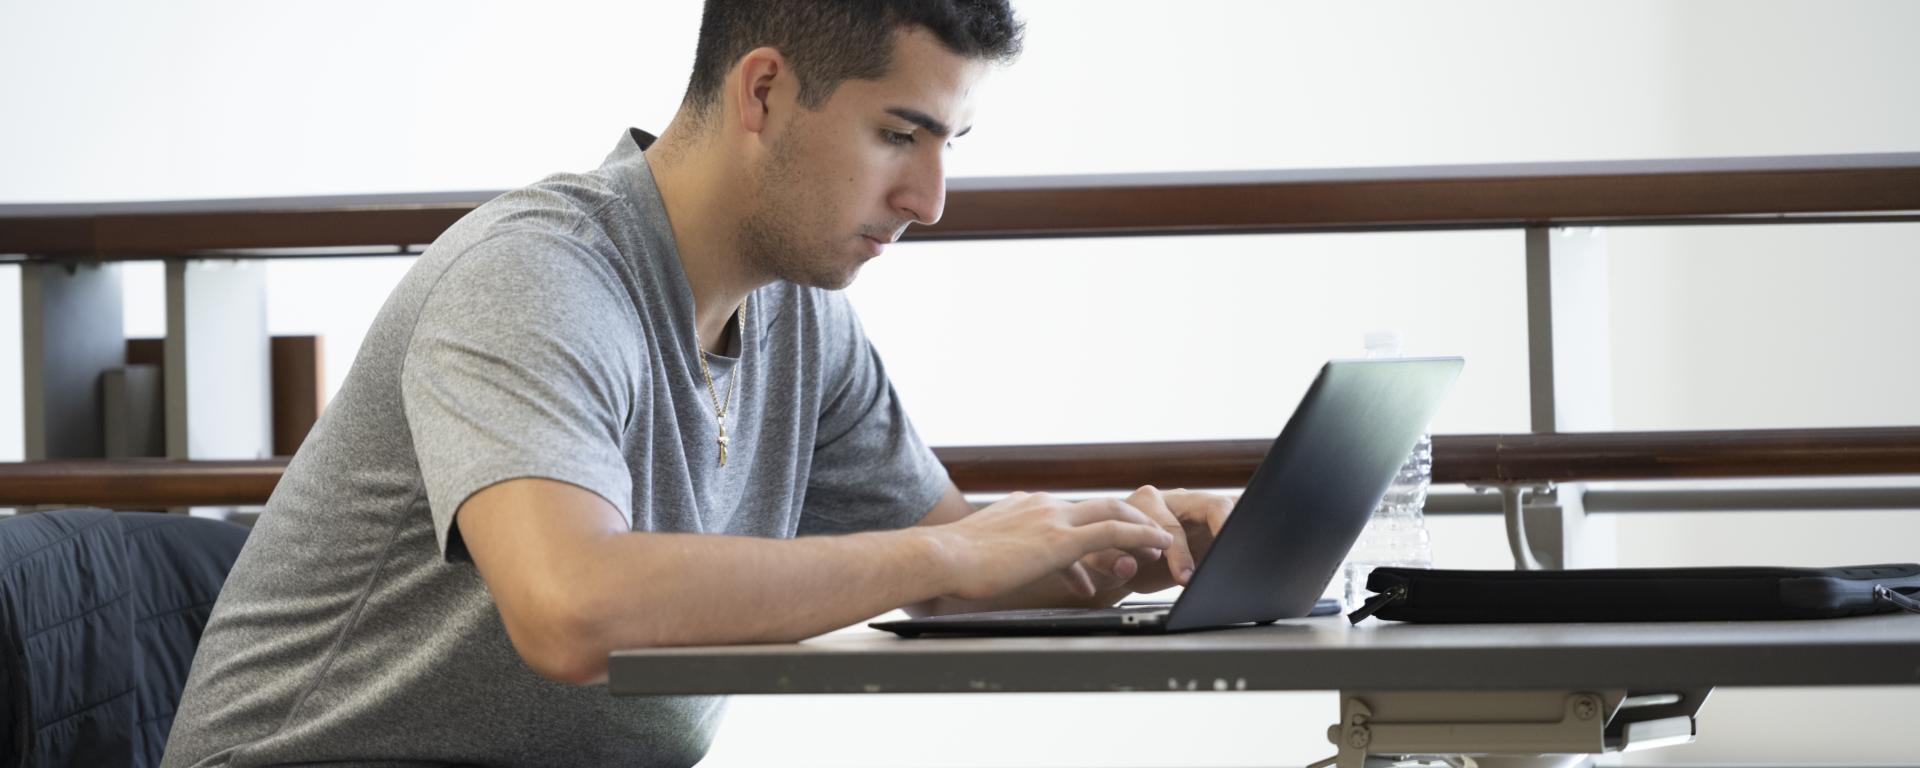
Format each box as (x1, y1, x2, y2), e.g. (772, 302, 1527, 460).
(870, 357, 1463, 637)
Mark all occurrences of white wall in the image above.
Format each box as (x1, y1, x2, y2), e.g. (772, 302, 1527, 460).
(4, 1, 1920, 765)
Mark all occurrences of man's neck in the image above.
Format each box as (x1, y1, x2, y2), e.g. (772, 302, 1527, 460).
(647, 120, 767, 355)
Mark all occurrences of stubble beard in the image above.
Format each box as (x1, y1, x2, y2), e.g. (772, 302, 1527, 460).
(738, 130, 861, 291)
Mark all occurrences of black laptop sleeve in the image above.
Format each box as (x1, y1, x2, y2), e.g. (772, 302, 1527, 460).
(1349, 563, 1920, 624)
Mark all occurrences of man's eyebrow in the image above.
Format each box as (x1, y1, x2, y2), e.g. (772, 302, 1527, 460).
(885, 107, 972, 139)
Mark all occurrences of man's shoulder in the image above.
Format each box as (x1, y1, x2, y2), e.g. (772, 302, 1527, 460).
(409, 169, 645, 299)
(429, 169, 629, 264)
(395, 182, 649, 366)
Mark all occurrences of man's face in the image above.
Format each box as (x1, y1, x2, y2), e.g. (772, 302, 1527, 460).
(740, 27, 989, 290)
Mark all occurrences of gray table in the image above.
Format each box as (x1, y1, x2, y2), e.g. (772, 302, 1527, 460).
(610, 613, 1920, 696)
(610, 614, 1920, 766)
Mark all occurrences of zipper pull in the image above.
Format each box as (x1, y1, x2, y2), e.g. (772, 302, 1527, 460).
(1347, 584, 1407, 625)
(1874, 584, 1920, 615)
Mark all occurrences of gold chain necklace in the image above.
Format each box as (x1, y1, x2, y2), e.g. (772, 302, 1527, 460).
(695, 296, 747, 467)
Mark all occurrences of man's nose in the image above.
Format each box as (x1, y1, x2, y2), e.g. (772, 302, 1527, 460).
(893, 152, 947, 227)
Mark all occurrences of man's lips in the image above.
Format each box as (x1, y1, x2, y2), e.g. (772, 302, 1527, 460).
(860, 225, 906, 256)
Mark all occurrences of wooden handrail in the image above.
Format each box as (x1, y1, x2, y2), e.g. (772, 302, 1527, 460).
(4, 427, 1917, 507)
(4, 153, 1918, 257)
(940, 427, 1920, 491)
(0, 459, 286, 507)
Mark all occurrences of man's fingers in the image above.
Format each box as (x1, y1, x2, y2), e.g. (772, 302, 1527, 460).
(1128, 485, 1196, 585)
(1062, 498, 1172, 566)
(1092, 552, 1140, 585)
(1057, 498, 1174, 579)
(1207, 494, 1235, 535)
(1062, 560, 1097, 598)
(1063, 498, 1157, 528)
(1084, 549, 1146, 582)
(1162, 489, 1234, 534)
(1075, 520, 1175, 555)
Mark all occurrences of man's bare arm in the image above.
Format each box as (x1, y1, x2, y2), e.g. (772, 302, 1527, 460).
(458, 478, 1172, 686)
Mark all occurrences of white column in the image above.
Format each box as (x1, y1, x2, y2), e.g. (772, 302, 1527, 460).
(165, 259, 271, 463)
(1521, 226, 1618, 569)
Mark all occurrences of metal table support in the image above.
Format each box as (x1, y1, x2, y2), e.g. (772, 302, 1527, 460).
(1316, 688, 1707, 768)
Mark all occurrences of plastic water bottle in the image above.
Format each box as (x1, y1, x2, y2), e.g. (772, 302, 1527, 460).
(1339, 331, 1435, 613)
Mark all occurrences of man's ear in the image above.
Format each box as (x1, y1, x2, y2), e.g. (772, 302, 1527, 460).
(732, 46, 788, 137)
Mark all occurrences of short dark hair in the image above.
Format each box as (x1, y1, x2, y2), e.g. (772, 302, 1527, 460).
(682, 0, 1023, 118)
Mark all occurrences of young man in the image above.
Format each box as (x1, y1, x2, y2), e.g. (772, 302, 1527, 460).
(165, 2, 1235, 765)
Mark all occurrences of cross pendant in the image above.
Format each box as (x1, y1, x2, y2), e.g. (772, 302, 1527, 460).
(716, 423, 730, 467)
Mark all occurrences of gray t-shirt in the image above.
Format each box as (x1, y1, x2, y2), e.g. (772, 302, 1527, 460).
(163, 128, 950, 768)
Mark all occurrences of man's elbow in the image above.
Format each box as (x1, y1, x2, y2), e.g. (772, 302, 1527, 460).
(520, 639, 609, 686)
(502, 594, 617, 686)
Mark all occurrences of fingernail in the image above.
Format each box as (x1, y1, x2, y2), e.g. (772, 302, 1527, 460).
(1181, 567, 1195, 582)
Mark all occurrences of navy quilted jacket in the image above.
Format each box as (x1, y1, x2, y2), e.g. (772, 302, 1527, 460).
(0, 509, 248, 768)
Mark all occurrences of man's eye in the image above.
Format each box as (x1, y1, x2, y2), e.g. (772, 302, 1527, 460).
(882, 129, 915, 146)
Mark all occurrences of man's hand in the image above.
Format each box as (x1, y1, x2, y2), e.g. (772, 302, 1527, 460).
(1080, 486, 1236, 598)
(924, 492, 1176, 601)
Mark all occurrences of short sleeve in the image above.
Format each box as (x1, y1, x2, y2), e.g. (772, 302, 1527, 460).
(798, 293, 950, 536)
(402, 232, 640, 561)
